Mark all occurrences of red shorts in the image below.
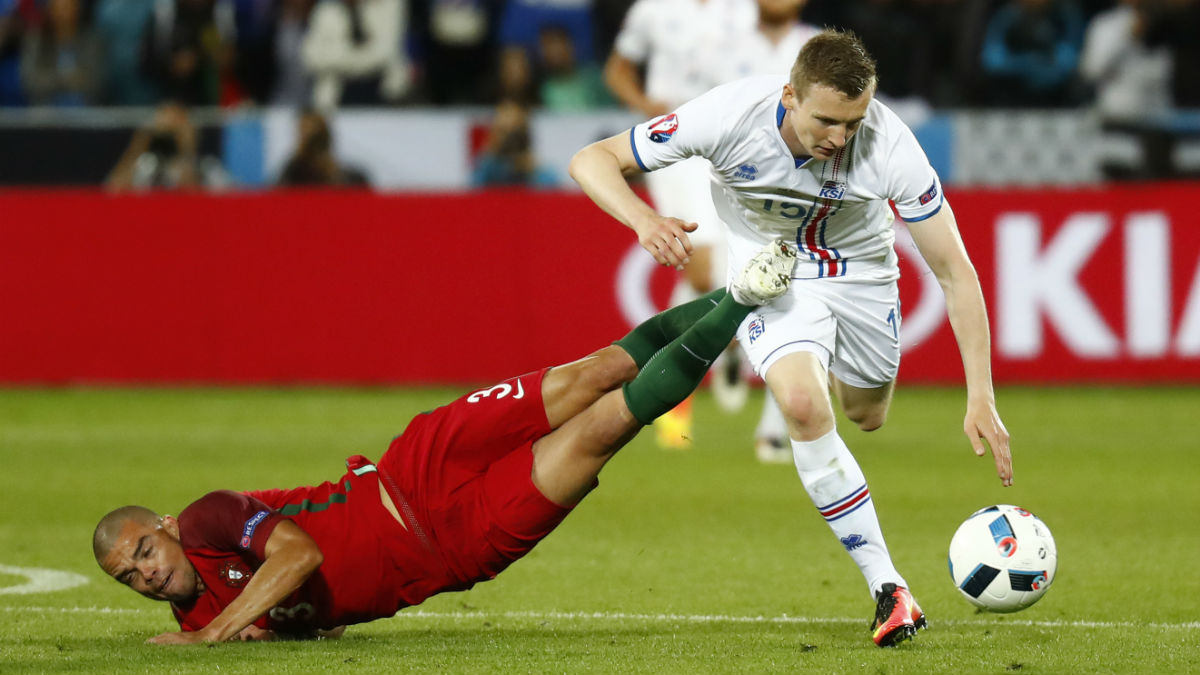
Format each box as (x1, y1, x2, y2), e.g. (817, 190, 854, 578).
(378, 368, 572, 586)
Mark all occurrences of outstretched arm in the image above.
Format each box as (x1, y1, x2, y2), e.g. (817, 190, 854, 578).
(603, 52, 671, 119)
(569, 132, 696, 270)
(907, 202, 1013, 486)
(148, 521, 324, 644)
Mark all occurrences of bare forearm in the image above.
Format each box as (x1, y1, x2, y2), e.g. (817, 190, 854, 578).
(569, 144, 656, 233)
(941, 267, 995, 401)
(604, 56, 654, 116)
(199, 552, 321, 642)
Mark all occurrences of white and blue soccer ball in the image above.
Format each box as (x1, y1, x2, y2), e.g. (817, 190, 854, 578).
(948, 504, 1057, 613)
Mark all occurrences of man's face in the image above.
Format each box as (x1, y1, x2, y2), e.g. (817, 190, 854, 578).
(99, 516, 199, 603)
(782, 81, 873, 160)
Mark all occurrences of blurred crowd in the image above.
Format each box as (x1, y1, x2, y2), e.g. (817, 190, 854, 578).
(1, 0, 1196, 111)
(2, 0, 1198, 188)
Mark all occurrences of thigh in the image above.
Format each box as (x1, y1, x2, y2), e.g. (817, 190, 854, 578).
(819, 279, 901, 388)
(831, 373, 895, 416)
(736, 281, 837, 378)
(530, 389, 639, 507)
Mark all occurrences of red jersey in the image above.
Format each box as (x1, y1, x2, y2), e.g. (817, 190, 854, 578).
(170, 369, 572, 636)
(171, 455, 452, 634)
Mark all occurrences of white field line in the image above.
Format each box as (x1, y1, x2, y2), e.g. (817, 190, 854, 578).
(4, 606, 1198, 631)
(0, 565, 90, 595)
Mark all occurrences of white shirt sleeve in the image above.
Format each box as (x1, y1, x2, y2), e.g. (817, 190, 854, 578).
(880, 115, 943, 223)
(627, 86, 730, 172)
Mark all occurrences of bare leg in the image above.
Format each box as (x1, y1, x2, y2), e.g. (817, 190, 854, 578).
(540, 346, 638, 430)
(531, 390, 641, 506)
(766, 354, 908, 600)
(764, 351, 837, 441)
(529, 240, 796, 507)
(829, 373, 895, 432)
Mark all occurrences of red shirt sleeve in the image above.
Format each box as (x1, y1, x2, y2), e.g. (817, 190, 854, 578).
(178, 490, 285, 562)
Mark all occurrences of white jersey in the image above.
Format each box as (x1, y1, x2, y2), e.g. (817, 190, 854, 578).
(629, 75, 943, 283)
(613, 0, 756, 108)
(698, 21, 822, 89)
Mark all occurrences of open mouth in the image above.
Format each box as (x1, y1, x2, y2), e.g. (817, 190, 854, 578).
(159, 571, 173, 595)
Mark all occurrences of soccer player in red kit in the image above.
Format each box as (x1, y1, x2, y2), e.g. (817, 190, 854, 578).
(92, 241, 797, 644)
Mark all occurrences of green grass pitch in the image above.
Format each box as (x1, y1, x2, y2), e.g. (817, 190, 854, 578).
(1, 385, 1198, 674)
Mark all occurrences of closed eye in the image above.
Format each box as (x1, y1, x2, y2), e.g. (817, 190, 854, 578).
(815, 116, 865, 130)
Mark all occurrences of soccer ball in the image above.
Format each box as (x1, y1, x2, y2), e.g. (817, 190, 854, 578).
(947, 504, 1057, 613)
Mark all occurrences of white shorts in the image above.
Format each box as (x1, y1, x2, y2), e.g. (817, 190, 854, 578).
(737, 277, 901, 388)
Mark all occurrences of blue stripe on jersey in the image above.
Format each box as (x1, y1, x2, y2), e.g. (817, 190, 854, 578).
(628, 127, 649, 172)
(776, 100, 786, 127)
(794, 205, 819, 260)
(818, 207, 842, 261)
(901, 200, 943, 223)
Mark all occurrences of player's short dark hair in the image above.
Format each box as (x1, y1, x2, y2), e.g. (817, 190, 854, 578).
(93, 505, 159, 562)
(789, 29, 877, 100)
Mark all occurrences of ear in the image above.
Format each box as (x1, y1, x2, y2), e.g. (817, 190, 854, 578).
(160, 515, 181, 541)
(781, 83, 798, 111)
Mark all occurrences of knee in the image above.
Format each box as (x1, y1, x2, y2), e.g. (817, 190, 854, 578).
(774, 386, 833, 431)
(586, 346, 639, 392)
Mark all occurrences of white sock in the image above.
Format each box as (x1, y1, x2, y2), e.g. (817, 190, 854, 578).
(792, 428, 907, 598)
(755, 388, 788, 440)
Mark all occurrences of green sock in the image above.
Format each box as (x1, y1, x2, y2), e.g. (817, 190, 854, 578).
(622, 294, 754, 425)
(613, 288, 727, 369)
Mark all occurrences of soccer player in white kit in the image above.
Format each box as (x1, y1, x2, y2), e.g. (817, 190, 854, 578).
(571, 29, 1013, 647)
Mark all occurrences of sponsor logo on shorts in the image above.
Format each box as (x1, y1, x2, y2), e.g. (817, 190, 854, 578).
(919, 182, 939, 205)
(240, 510, 269, 549)
(648, 114, 679, 143)
(819, 180, 846, 200)
(748, 316, 765, 344)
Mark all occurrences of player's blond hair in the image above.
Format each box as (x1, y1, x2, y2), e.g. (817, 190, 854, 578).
(789, 29, 877, 100)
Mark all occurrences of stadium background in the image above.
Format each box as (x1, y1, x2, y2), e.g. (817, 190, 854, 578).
(1, 0, 1198, 387)
(1, 0, 1199, 672)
